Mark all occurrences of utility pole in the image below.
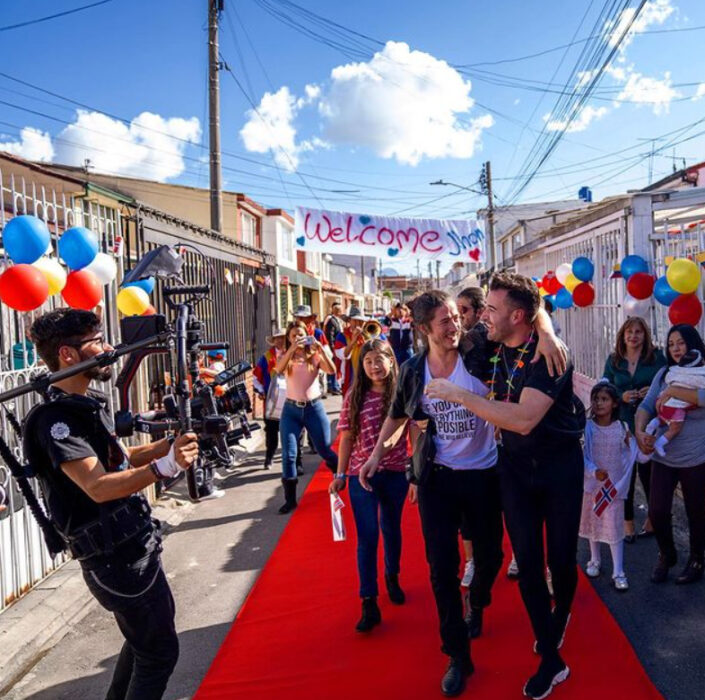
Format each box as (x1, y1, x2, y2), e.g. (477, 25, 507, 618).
(208, 0, 224, 233)
(483, 161, 496, 272)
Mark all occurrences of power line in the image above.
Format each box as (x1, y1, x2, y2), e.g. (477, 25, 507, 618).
(0, 0, 113, 32)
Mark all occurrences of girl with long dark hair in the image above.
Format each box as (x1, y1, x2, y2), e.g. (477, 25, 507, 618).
(329, 339, 410, 632)
(636, 324, 705, 584)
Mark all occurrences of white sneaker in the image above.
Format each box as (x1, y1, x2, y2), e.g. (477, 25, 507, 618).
(461, 559, 475, 587)
(199, 488, 225, 501)
(507, 555, 520, 578)
(586, 560, 601, 578)
(613, 573, 629, 591)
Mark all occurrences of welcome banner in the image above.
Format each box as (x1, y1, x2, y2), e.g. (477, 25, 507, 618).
(294, 206, 485, 263)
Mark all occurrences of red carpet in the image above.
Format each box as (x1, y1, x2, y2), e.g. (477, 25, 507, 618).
(196, 464, 663, 699)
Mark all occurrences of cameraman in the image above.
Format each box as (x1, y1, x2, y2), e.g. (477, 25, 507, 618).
(27, 308, 199, 700)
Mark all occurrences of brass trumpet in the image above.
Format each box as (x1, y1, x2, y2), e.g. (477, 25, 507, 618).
(363, 319, 382, 339)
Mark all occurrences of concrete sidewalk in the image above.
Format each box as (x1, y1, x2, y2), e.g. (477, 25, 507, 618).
(0, 395, 342, 700)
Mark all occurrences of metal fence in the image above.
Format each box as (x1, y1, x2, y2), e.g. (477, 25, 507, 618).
(0, 167, 124, 611)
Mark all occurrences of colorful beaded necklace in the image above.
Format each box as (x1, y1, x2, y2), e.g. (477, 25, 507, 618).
(487, 330, 535, 402)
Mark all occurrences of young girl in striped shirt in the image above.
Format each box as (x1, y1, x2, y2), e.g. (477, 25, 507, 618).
(329, 339, 410, 633)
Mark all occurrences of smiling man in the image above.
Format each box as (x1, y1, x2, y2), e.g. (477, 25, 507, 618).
(360, 287, 565, 698)
(426, 273, 584, 700)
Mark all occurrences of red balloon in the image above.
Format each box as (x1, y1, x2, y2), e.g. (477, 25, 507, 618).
(572, 282, 595, 307)
(62, 269, 103, 310)
(142, 304, 157, 316)
(668, 294, 703, 326)
(542, 272, 562, 295)
(626, 272, 654, 300)
(0, 264, 49, 311)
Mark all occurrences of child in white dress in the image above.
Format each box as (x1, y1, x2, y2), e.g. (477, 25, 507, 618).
(579, 381, 637, 591)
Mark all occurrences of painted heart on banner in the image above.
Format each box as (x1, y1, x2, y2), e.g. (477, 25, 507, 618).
(468, 248, 481, 261)
(387, 248, 399, 257)
(359, 215, 371, 225)
(296, 236, 305, 247)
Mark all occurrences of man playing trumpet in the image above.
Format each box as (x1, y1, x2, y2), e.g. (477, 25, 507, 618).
(334, 306, 386, 395)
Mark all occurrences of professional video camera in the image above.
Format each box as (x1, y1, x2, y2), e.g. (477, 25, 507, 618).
(0, 243, 259, 528)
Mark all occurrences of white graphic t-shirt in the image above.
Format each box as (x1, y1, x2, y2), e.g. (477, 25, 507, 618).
(420, 355, 497, 470)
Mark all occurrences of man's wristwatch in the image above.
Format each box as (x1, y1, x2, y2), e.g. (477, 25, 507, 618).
(334, 473, 347, 480)
(150, 462, 167, 481)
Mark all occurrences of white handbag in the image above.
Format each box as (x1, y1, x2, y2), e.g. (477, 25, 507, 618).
(264, 373, 287, 421)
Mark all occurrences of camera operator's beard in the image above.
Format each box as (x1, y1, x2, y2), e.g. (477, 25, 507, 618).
(78, 351, 112, 382)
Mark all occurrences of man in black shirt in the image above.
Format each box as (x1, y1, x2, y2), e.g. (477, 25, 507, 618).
(426, 273, 584, 700)
(27, 308, 199, 700)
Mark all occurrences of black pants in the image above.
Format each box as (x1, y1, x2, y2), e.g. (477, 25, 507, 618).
(417, 465, 504, 659)
(264, 419, 302, 468)
(498, 442, 583, 658)
(649, 460, 705, 560)
(83, 547, 178, 700)
(625, 459, 652, 522)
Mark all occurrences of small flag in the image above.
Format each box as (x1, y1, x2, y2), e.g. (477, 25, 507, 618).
(593, 478, 618, 517)
(695, 251, 705, 269)
(610, 264, 622, 280)
(330, 493, 346, 541)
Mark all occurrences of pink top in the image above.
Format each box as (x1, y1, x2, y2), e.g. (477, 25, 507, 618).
(286, 355, 322, 402)
(338, 390, 408, 476)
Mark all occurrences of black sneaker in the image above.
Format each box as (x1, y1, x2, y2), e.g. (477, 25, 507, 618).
(385, 573, 405, 605)
(465, 606, 483, 639)
(355, 597, 381, 633)
(523, 656, 570, 699)
(441, 656, 474, 697)
(675, 558, 704, 585)
(651, 551, 677, 583)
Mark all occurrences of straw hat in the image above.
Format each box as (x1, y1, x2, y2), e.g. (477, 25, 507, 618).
(266, 327, 287, 345)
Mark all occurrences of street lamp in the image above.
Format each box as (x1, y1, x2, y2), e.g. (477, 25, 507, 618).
(429, 179, 484, 196)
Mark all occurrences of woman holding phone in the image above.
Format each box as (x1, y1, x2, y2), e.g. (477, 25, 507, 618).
(275, 321, 338, 514)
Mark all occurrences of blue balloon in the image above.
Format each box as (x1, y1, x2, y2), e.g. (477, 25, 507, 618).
(2, 215, 50, 264)
(124, 276, 155, 295)
(58, 227, 98, 270)
(544, 294, 556, 309)
(620, 254, 649, 281)
(572, 256, 594, 282)
(653, 275, 679, 306)
(555, 287, 574, 309)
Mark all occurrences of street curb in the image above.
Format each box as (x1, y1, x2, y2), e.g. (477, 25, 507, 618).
(0, 427, 265, 696)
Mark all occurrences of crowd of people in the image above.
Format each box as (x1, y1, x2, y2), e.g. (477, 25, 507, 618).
(259, 273, 705, 699)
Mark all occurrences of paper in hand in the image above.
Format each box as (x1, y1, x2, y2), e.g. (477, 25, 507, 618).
(330, 493, 346, 542)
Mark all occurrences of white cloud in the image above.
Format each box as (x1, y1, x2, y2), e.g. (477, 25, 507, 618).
(53, 110, 200, 181)
(239, 41, 493, 168)
(605, 0, 675, 51)
(318, 41, 492, 165)
(0, 127, 54, 161)
(544, 105, 608, 133)
(616, 69, 680, 114)
(240, 86, 312, 171)
(692, 83, 705, 101)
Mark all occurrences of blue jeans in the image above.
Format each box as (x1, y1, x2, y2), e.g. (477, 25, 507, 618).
(327, 372, 341, 393)
(280, 399, 338, 480)
(349, 472, 409, 598)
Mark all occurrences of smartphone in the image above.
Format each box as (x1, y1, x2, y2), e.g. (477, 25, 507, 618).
(303, 336, 314, 346)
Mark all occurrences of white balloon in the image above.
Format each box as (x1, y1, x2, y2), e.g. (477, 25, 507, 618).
(84, 252, 117, 286)
(555, 262, 573, 285)
(623, 293, 651, 318)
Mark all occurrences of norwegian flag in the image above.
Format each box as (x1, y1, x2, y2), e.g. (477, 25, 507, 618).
(593, 478, 618, 517)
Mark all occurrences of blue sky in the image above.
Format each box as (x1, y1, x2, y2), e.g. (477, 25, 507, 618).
(1, 0, 704, 244)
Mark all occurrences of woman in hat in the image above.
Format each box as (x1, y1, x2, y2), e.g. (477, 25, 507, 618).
(253, 329, 303, 472)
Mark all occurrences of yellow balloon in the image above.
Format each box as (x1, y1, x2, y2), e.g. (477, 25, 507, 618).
(667, 258, 701, 294)
(117, 286, 150, 316)
(539, 287, 548, 297)
(33, 257, 67, 296)
(564, 272, 581, 293)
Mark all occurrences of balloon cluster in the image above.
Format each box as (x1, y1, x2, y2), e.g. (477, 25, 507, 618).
(0, 215, 116, 312)
(536, 256, 595, 310)
(117, 276, 156, 317)
(619, 253, 702, 326)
